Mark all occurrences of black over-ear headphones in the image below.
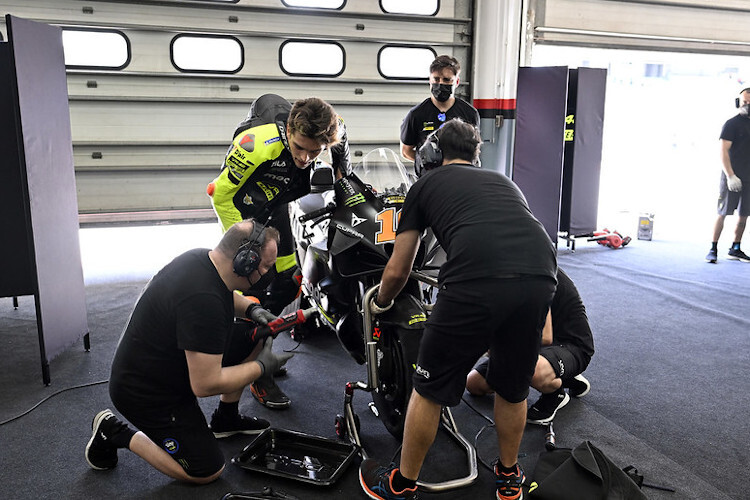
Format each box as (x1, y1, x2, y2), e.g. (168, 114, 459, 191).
(736, 88, 750, 108)
(416, 132, 443, 177)
(233, 223, 266, 277)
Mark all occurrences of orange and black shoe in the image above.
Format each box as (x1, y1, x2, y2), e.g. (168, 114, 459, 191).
(359, 459, 418, 500)
(250, 375, 291, 409)
(495, 461, 525, 500)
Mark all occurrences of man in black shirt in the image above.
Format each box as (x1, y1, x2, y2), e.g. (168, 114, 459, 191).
(467, 267, 594, 425)
(359, 119, 557, 500)
(706, 87, 750, 263)
(400, 55, 480, 176)
(85, 220, 293, 484)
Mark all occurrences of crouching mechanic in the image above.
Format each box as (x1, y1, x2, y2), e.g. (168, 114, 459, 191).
(207, 94, 350, 410)
(85, 220, 293, 484)
(466, 267, 595, 425)
(359, 119, 557, 500)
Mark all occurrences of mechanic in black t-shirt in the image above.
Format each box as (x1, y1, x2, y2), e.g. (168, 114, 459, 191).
(400, 54, 480, 176)
(467, 267, 594, 425)
(359, 119, 557, 500)
(706, 87, 750, 263)
(85, 220, 293, 484)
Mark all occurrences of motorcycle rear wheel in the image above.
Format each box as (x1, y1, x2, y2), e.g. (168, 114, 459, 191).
(370, 326, 416, 440)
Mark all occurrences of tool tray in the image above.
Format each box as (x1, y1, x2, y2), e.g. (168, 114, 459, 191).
(232, 428, 358, 486)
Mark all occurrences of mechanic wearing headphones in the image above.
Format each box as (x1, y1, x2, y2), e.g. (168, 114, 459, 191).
(360, 119, 557, 500)
(467, 267, 594, 425)
(705, 87, 750, 263)
(400, 55, 480, 176)
(85, 220, 292, 484)
(208, 94, 351, 409)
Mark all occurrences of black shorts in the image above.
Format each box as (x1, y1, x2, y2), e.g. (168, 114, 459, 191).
(118, 398, 225, 478)
(539, 344, 589, 382)
(474, 343, 589, 385)
(717, 173, 750, 217)
(112, 321, 259, 478)
(414, 276, 556, 406)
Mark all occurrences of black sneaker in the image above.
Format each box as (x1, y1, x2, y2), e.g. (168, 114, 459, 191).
(495, 461, 525, 500)
(564, 374, 591, 398)
(705, 248, 718, 263)
(209, 409, 270, 438)
(727, 247, 750, 262)
(85, 409, 123, 470)
(526, 388, 570, 425)
(250, 375, 291, 409)
(359, 459, 418, 500)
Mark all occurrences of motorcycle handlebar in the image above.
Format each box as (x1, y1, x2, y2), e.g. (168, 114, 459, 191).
(298, 202, 336, 223)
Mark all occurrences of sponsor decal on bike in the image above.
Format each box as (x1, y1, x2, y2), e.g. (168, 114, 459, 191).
(372, 326, 381, 341)
(344, 193, 366, 207)
(408, 313, 426, 325)
(384, 195, 406, 205)
(162, 438, 179, 454)
(339, 178, 356, 197)
(335, 223, 364, 239)
(415, 365, 431, 379)
(351, 214, 367, 227)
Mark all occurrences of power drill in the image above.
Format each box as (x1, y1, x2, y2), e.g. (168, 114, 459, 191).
(249, 307, 318, 343)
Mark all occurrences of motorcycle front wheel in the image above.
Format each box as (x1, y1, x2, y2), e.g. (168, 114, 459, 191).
(370, 326, 418, 440)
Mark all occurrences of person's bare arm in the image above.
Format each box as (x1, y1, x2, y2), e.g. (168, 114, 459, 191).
(185, 351, 262, 398)
(401, 143, 416, 162)
(720, 139, 735, 177)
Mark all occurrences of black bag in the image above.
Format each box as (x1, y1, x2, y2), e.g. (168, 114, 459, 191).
(529, 441, 648, 500)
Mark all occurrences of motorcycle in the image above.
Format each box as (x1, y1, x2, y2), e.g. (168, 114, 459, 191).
(289, 149, 477, 492)
(290, 148, 436, 438)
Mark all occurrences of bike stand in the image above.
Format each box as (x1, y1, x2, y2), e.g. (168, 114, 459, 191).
(337, 377, 478, 492)
(337, 286, 479, 493)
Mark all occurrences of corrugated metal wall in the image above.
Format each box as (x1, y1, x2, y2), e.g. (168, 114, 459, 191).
(0, 0, 473, 222)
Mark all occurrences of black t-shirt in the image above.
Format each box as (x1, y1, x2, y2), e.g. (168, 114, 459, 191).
(400, 97, 480, 150)
(109, 248, 234, 416)
(551, 268, 595, 364)
(720, 114, 750, 177)
(397, 164, 557, 284)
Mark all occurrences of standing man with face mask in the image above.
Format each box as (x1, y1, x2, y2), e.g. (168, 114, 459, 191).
(706, 87, 750, 263)
(400, 55, 480, 176)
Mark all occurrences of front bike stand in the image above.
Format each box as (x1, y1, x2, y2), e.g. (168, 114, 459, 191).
(336, 341, 478, 492)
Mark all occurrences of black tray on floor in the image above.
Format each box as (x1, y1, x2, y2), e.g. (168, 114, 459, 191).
(232, 428, 359, 486)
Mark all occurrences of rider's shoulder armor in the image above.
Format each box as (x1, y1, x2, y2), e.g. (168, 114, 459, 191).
(224, 123, 286, 184)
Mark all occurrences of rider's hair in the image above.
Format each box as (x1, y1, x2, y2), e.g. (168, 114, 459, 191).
(430, 55, 461, 76)
(217, 219, 280, 258)
(435, 118, 481, 164)
(287, 97, 340, 146)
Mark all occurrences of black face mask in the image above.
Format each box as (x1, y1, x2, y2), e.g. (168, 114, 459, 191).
(246, 267, 275, 295)
(430, 83, 453, 102)
(740, 104, 750, 118)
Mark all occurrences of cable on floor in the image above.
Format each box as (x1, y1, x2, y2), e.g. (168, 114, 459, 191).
(0, 379, 109, 426)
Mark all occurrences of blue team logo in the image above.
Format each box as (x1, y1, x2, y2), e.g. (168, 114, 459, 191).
(162, 438, 180, 454)
(437, 112, 446, 122)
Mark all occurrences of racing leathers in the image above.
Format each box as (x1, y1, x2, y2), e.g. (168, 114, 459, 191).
(209, 114, 350, 314)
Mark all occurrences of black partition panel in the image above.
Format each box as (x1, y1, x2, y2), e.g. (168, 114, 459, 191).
(2, 15, 89, 384)
(513, 66, 569, 243)
(0, 43, 34, 298)
(560, 68, 607, 236)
